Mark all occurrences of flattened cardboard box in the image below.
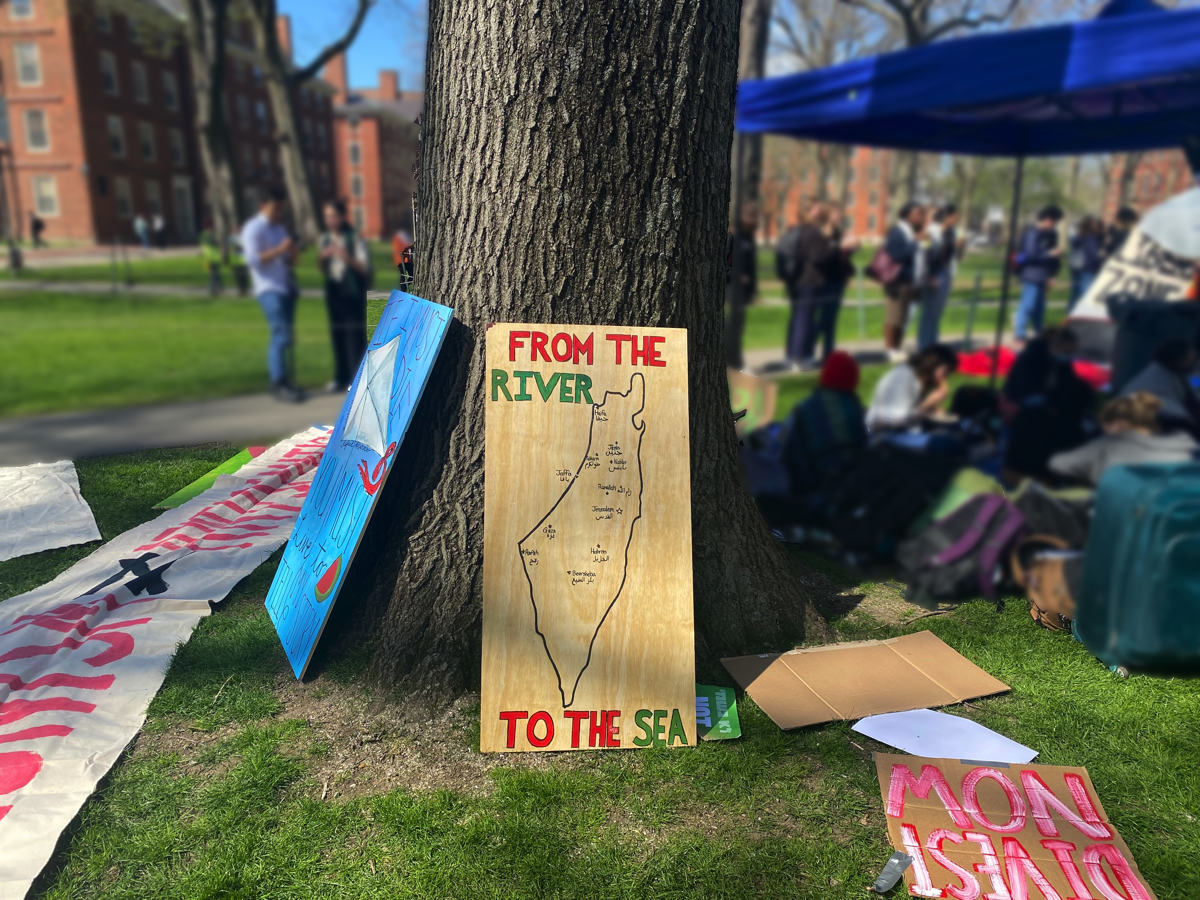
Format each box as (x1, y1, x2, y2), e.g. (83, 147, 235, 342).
(721, 631, 1009, 729)
(875, 754, 1158, 900)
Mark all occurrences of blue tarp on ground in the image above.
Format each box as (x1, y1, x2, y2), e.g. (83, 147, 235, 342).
(736, 1, 1200, 156)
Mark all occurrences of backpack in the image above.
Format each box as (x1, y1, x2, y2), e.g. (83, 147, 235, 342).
(821, 445, 955, 558)
(775, 227, 804, 283)
(896, 494, 1027, 607)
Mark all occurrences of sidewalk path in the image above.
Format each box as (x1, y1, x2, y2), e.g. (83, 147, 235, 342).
(0, 391, 349, 466)
(1, 245, 199, 270)
(0, 281, 397, 300)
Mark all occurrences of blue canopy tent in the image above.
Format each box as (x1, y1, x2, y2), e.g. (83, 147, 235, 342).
(735, 0, 1200, 376)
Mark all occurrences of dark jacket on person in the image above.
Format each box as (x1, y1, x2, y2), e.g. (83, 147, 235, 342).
(1069, 232, 1103, 274)
(927, 225, 957, 278)
(1017, 225, 1061, 284)
(727, 228, 757, 307)
(797, 223, 842, 290)
(783, 387, 868, 493)
(1002, 337, 1091, 407)
(883, 222, 918, 286)
(1103, 224, 1132, 260)
(1004, 375, 1095, 482)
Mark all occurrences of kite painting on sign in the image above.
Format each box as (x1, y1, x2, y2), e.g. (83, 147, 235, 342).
(480, 324, 695, 753)
(265, 291, 453, 678)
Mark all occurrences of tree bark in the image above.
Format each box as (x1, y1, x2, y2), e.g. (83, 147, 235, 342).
(184, 0, 241, 254)
(340, 0, 833, 703)
(1117, 151, 1144, 209)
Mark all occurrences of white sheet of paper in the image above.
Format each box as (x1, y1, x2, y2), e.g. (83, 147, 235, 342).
(852, 708, 1038, 764)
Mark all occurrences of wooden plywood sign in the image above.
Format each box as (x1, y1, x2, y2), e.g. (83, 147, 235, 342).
(480, 324, 695, 753)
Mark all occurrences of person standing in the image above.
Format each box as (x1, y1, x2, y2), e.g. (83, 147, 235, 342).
(918, 204, 961, 350)
(810, 205, 859, 362)
(393, 227, 414, 288)
(319, 200, 370, 392)
(199, 221, 223, 296)
(29, 213, 46, 248)
(152, 212, 167, 249)
(724, 209, 757, 370)
(133, 214, 150, 249)
(788, 203, 839, 370)
(1103, 206, 1138, 261)
(242, 186, 304, 403)
(1014, 205, 1064, 344)
(1067, 215, 1104, 311)
(881, 202, 925, 362)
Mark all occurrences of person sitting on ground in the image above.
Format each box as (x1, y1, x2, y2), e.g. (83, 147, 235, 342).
(1049, 393, 1198, 487)
(782, 350, 867, 493)
(866, 343, 959, 431)
(1003, 372, 1094, 486)
(1001, 326, 1089, 422)
(1120, 339, 1200, 436)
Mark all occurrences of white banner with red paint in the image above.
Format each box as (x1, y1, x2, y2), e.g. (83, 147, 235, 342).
(0, 426, 330, 899)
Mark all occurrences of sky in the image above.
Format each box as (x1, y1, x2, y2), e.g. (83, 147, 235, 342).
(280, 0, 427, 93)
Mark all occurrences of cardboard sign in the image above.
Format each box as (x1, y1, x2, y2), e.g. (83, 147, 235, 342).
(721, 631, 1009, 729)
(1073, 227, 1195, 320)
(727, 368, 778, 435)
(696, 684, 741, 741)
(265, 292, 453, 678)
(875, 754, 1158, 900)
(480, 324, 695, 752)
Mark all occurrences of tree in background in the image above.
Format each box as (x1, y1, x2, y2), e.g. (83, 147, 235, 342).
(183, 0, 241, 254)
(247, 0, 373, 242)
(329, 0, 832, 702)
(733, 0, 774, 234)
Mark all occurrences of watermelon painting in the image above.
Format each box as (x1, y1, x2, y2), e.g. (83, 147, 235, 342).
(314, 556, 342, 603)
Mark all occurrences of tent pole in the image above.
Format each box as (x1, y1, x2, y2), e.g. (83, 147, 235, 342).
(990, 155, 1025, 386)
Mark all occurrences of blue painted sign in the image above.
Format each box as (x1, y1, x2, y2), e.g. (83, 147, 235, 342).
(265, 291, 453, 678)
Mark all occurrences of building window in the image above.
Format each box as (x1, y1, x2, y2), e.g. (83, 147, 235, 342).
(0, 99, 8, 143)
(131, 61, 149, 103)
(348, 141, 361, 166)
(168, 128, 184, 166)
(869, 191, 878, 205)
(254, 100, 267, 133)
(144, 179, 161, 216)
(15, 42, 42, 86)
(252, 65, 263, 86)
(23, 109, 49, 151)
(845, 191, 855, 206)
(138, 121, 156, 161)
(96, 174, 108, 196)
(353, 205, 365, 231)
(847, 167, 856, 183)
(107, 115, 126, 157)
(350, 174, 363, 198)
(301, 119, 312, 149)
(162, 72, 179, 111)
(870, 165, 880, 182)
(32, 175, 58, 216)
(235, 95, 249, 129)
(115, 177, 132, 218)
(317, 122, 328, 152)
(241, 144, 253, 177)
(10, 0, 33, 21)
(95, 8, 112, 32)
(320, 164, 330, 191)
(100, 51, 119, 95)
(868, 214, 877, 231)
(259, 147, 271, 178)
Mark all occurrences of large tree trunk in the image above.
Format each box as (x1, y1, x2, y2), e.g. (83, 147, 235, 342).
(1117, 151, 1145, 209)
(184, 0, 241, 253)
(338, 0, 832, 703)
(733, 0, 773, 225)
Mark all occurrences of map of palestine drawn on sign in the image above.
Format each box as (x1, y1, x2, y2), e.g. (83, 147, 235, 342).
(519, 372, 646, 707)
(480, 324, 695, 753)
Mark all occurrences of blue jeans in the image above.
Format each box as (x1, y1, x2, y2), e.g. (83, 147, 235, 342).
(1068, 270, 1096, 312)
(786, 286, 817, 362)
(257, 290, 297, 384)
(918, 275, 953, 349)
(1015, 281, 1047, 341)
(806, 287, 842, 360)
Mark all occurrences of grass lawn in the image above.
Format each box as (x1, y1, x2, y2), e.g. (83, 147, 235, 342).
(7, 243, 404, 292)
(5, 443, 1198, 899)
(0, 292, 391, 418)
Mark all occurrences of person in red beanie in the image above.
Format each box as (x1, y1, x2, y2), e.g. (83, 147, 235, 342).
(782, 350, 868, 494)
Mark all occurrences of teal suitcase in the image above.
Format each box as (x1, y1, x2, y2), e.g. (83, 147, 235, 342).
(1076, 463, 1200, 671)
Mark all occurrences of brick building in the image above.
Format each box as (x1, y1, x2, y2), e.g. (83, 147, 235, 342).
(1103, 149, 1194, 219)
(0, 0, 337, 245)
(323, 53, 420, 241)
(758, 141, 893, 243)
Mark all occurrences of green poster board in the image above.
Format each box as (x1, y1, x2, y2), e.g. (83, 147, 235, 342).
(153, 447, 263, 509)
(696, 684, 741, 740)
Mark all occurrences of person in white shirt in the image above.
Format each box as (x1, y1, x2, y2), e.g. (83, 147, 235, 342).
(867, 344, 959, 431)
(241, 186, 303, 402)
